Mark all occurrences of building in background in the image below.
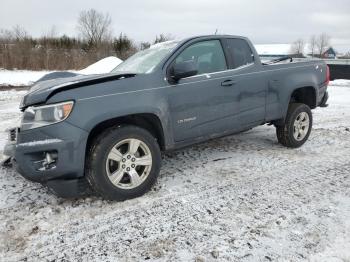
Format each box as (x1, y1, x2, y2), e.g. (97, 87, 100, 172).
(321, 47, 337, 59)
(254, 43, 349, 80)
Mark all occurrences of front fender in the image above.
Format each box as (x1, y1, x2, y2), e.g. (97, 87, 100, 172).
(66, 92, 174, 149)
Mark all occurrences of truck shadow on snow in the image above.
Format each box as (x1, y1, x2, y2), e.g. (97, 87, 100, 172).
(2, 125, 288, 204)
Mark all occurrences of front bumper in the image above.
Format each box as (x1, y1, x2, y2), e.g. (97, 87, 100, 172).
(2, 121, 91, 197)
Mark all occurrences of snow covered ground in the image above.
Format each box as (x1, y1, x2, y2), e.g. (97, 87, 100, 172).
(0, 56, 122, 86)
(0, 80, 350, 261)
(0, 70, 52, 87)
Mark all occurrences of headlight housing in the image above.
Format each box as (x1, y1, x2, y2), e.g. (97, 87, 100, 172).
(21, 101, 74, 130)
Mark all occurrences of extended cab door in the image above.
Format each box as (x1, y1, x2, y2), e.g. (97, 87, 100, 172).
(167, 39, 241, 142)
(221, 38, 267, 128)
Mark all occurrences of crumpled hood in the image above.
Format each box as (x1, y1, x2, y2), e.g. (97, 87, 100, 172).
(20, 72, 136, 109)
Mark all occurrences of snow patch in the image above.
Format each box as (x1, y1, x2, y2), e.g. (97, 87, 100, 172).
(0, 70, 52, 86)
(78, 56, 122, 75)
(330, 79, 350, 87)
(0, 56, 122, 86)
(0, 90, 27, 101)
(16, 139, 62, 147)
(254, 44, 293, 56)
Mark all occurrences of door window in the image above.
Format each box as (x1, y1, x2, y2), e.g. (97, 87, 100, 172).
(225, 39, 254, 69)
(175, 40, 227, 75)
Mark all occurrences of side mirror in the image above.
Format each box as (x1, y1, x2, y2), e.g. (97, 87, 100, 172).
(172, 60, 198, 81)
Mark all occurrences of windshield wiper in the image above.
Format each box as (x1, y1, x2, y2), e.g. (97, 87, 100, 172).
(262, 56, 293, 65)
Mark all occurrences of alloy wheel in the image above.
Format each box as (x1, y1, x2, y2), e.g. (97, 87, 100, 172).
(293, 112, 310, 141)
(105, 138, 153, 189)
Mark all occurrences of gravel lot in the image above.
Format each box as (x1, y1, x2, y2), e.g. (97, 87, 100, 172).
(0, 81, 350, 261)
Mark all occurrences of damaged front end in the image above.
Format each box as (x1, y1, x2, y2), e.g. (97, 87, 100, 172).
(1, 120, 91, 198)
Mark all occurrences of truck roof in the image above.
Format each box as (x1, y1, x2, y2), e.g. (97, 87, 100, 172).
(183, 34, 248, 42)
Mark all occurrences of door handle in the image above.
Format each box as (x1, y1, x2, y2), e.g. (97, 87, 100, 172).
(221, 79, 236, 87)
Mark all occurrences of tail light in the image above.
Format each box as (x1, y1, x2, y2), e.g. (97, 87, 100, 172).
(326, 65, 330, 86)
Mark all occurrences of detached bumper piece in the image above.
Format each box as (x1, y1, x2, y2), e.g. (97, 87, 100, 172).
(1, 128, 18, 167)
(1, 156, 13, 167)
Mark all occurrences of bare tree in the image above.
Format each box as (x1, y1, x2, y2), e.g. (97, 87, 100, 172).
(12, 25, 28, 41)
(153, 34, 174, 44)
(77, 9, 112, 48)
(316, 33, 331, 57)
(0, 28, 13, 42)
(42, 25, 58, 38)
(112, 33, 137, 60)
(309, 35, 316, 57)
(140, 42, 151, 50)
(291, 38, 305, 56)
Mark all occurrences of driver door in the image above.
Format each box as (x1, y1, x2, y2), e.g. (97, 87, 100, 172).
(167, 39, 241, 142)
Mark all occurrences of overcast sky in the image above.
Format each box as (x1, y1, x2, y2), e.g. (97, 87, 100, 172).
(1, 0, 350, 52)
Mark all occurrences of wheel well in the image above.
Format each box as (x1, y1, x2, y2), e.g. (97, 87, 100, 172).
(290, 86, 316, 109)
(86, 113, 165, 153)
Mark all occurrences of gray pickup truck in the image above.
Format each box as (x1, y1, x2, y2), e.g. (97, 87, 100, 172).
(2, 35, 329, 200)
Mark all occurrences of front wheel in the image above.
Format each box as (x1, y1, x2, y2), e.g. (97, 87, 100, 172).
(86, 125, 161, 200)
(276, 103, 313, 148)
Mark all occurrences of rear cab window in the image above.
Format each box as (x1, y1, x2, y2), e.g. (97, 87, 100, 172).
(174, 40, 227, 76)
(224, 38, 255, 69)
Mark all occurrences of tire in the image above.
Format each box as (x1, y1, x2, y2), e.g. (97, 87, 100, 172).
(276, 103, 313, 148)
(86, 125, 161, 200)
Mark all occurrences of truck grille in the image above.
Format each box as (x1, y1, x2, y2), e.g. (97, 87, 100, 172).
(8, 128, 18, 142)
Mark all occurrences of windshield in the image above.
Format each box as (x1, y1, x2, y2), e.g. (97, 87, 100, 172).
(111, 40, 180, 74)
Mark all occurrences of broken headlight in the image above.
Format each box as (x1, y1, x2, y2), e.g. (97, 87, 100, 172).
(21, 101, 74, 130)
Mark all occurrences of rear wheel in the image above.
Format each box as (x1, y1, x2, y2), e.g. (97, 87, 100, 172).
(86, 125, 161, 200)
(276, 103, 312, 148)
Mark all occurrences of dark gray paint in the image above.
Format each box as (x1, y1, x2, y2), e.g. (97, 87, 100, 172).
(8, 35, 328, 187)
